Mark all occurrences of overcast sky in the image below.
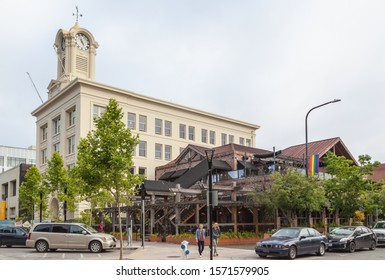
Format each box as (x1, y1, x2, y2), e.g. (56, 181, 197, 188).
(1, 0, 385, 163)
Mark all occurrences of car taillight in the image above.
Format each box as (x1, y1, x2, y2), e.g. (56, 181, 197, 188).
(27, 233, 31, 240)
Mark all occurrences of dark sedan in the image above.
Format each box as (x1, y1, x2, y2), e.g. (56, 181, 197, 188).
(0, 226, 28, 247)
(255, 227, 328, 259)
(327, 226, 377, 253)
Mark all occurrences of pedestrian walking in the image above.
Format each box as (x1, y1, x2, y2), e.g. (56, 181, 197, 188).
(195, 224, 206, 258)
(212, 222, 221, 257)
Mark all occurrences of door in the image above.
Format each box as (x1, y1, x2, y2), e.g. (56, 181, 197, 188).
(297, 229, 312, 254)
(12, 228, 27, 245)
(50, 224, 70, 248)
(67, 225, 89, 249)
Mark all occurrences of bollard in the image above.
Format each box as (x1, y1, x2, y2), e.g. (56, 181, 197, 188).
(180, 240, 190, 259)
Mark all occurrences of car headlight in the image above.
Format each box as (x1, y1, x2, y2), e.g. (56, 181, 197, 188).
(256, 242, 262, 247)
(340, 237, 351, 243)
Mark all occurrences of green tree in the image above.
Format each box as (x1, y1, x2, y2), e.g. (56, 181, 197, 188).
(324, 152, 380, 223)
(262, 168, 325, 227)
(19, 166, 48, 222)
(44, 151, 77, 220)
(75, 98, 143, 259)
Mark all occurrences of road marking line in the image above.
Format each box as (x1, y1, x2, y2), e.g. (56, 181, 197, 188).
(62, 253, 65, 259)
(80, 253, 84, 259)
(98, 254, 101, 257)
(43, 253, 47, 258)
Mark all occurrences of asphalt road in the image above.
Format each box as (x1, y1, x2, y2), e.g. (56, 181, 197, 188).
(1, 243, 385, 260)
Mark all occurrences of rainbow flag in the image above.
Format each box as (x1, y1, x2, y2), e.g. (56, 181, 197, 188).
(308, 154, 319, 176)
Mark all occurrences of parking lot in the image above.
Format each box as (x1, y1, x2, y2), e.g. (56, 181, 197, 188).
(1, 241, 385, 260)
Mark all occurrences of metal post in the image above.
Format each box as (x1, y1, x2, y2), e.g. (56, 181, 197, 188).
(205, 149, 215, 260)
(305, 99, 341, 176)
(140, 185, 145, 248)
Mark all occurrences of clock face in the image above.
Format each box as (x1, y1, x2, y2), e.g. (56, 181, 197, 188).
(75, 33, 90, 50)
(61, 37, 66, 51)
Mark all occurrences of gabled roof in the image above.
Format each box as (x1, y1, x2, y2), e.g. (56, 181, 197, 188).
(280, 137, 357, 165)
(169, 143, 273, 167)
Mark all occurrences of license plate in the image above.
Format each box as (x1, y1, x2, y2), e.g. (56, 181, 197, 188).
(328, 244, 332, 247)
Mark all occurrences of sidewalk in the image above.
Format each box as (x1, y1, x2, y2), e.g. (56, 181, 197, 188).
(119, 240, 255, 260)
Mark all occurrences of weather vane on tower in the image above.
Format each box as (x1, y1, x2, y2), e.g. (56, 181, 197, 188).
(73, 6, 83, 23)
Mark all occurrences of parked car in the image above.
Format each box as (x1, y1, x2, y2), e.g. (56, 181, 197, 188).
(26, 222, 116, 253)
(0, 226, 28, 247)
(255, 227, 328, 259)
(327, 226, 377, 253)
(372, 221, 385, 246)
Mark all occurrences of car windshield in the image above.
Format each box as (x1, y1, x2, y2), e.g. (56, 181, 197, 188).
(330, 227, 355, 235)
(272, 228, 300, 238)
(81, 224, 98, 233)
(374, 222, 385, 229)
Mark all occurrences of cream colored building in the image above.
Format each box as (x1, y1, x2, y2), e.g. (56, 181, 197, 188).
(31, 21, 259, 218)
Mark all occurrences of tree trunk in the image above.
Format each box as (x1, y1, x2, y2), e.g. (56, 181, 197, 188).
(117, 202, 123, 260)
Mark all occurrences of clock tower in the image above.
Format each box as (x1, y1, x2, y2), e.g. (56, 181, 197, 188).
(48, 21, 99, 98)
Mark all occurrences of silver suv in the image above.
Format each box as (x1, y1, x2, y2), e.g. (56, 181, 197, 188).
(26, 222, 116, 253)
(372, 221, 385, 245)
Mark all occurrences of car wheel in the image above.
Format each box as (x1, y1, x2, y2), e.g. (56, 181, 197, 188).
(258, 254, 267, 258)
(35, 240, 49, 252)
(89, 241, 102, 253)
(288, 245, 297, 259)
(348, 242, 356, 253)
(317, 243, 326, 256)
(369, 240, 376, 250)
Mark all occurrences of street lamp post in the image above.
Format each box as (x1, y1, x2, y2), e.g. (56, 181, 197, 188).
(305, 99, 341, 176)
(205, 149, 215, 260)
(139, 184, 146, 248)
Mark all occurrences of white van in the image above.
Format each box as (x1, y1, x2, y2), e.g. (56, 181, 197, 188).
(26, 222, 116, 253)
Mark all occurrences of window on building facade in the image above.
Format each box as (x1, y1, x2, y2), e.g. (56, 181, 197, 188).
(138, 167, 146, 176)
(41, 149, 47, 164)
(201, 129, 207, 143)
(68, 135, 75, 154)
(10, 207, 15, 216)
(165, 145, 172, 161)
(179, 124, 186, 139)
(139, 115, 147, 132)
(129, 167, 135, 174)
(188, 126, 195, 141)
(155, 118, 162, 135)
(41, 124, 48, 141)
(11, 180, 16, 197)
(53, 116, 61, 135)
(0, 156, 4, 166)
(67, 163, 75, 171)
(93, 105, 105, 119)
(53, 142, 60, 153)
(127, 113, 136, 130)
(246, 139, 251, 147)
(139, 141, 147, 157)
(155, 143, 162, 159)
(229, 135, 234, 144)
(68, 107, 76, 127)
(6, 157, 26, 167)
(165, 120, 172, 136)
(209, 130, 216, 145)
(2, 183, 8, 198)
(239, 137, 245, 146)
(221, 133, 227, 145)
